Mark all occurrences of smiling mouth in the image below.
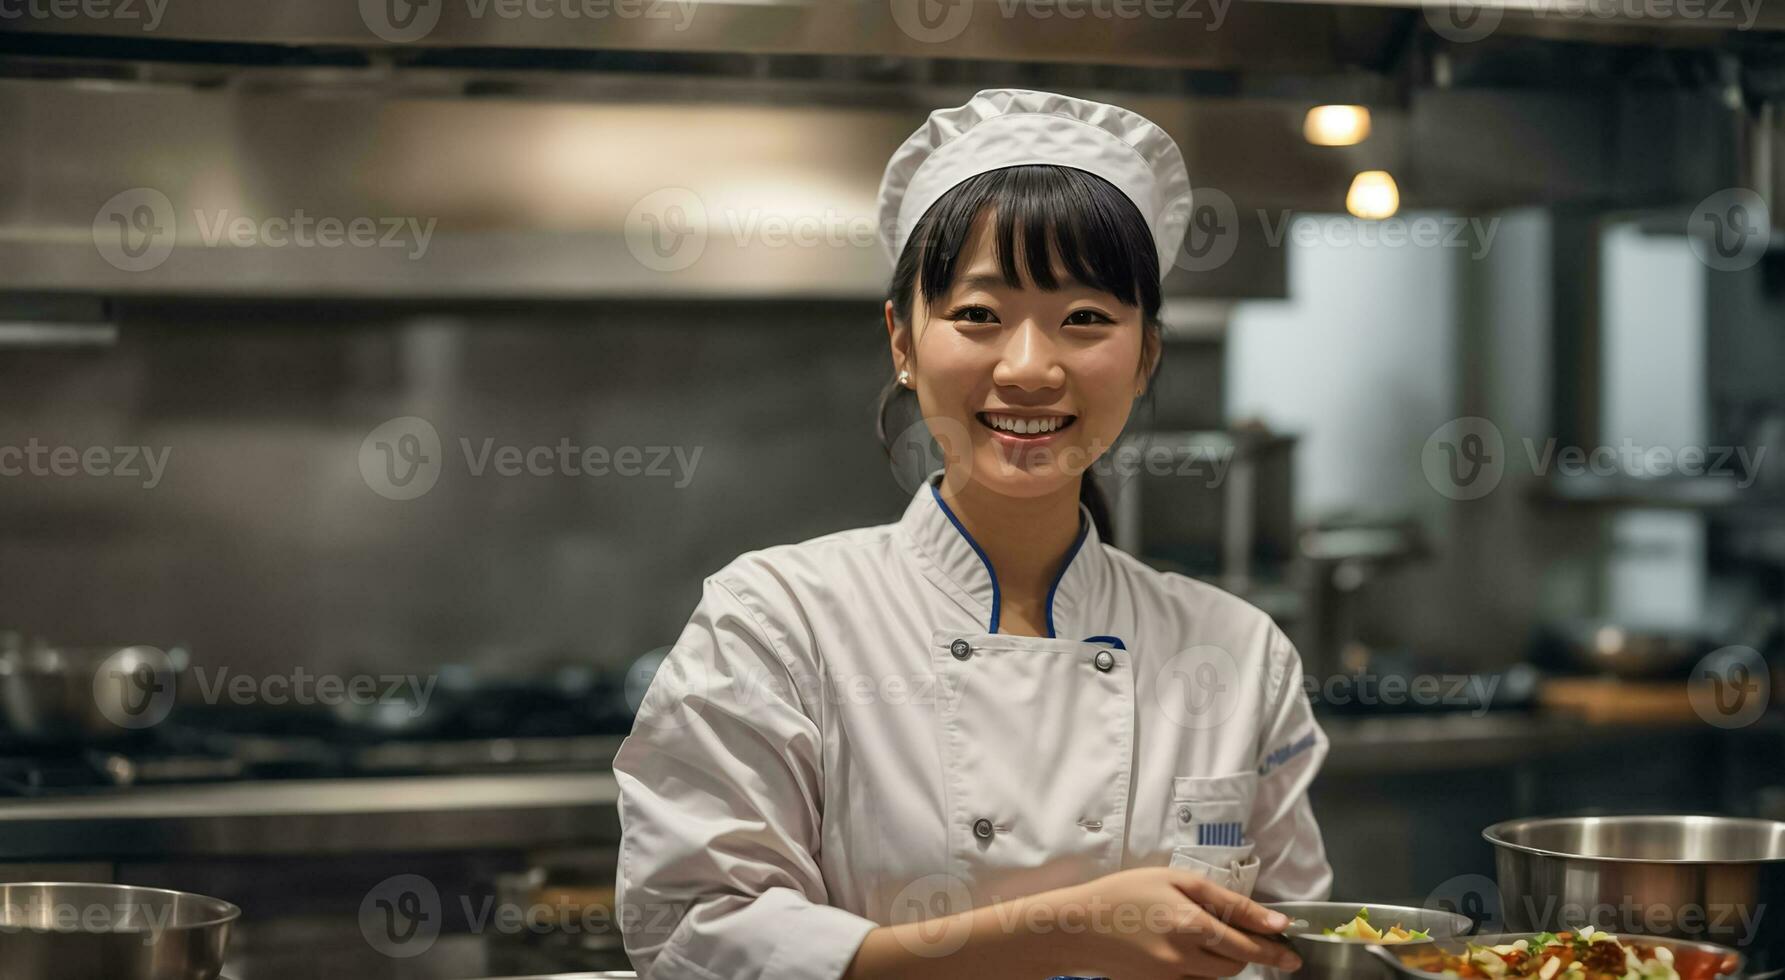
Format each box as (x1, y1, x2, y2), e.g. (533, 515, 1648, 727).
(975, 412, 1078, 439)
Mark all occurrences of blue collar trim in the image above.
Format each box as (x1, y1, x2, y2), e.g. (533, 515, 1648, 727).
(928, 483, 1090, 638)
(928, 483, 1002, 634)
(1042, 516, 1090, 639)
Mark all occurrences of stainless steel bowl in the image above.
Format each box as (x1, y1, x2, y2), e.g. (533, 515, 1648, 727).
(1260, 901, 1474, 980)
(0, 882, 239, 980)
(1368, 931, 1744, 979)
(1485, 816, 1785, 979)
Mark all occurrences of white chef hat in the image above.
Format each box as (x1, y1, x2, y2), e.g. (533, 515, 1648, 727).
(876, 88, 1193, 283)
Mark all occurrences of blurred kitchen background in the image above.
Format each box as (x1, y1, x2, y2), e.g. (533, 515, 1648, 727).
(3, 1, 1785, 977)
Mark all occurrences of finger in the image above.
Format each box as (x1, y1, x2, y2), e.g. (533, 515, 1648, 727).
(1175, 947, 1252, 978)
(1171, 901, 1300, 970)
(1169, 871, 1289, 934)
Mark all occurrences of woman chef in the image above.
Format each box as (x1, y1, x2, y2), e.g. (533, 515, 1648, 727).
(613, 89, 1332, 980)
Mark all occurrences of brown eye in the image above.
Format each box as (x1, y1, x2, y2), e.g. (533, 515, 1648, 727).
(944, 306, 997, 324)
(1066, 309, 1114, 326)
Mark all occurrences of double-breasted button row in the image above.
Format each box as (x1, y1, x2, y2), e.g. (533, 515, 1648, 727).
(948, 639, 1117, 672)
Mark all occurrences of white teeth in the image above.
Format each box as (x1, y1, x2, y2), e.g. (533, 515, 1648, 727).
(984, 413, 1068, 435)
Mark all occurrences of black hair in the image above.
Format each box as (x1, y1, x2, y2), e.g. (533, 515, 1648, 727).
(875, 164, 1165, 542)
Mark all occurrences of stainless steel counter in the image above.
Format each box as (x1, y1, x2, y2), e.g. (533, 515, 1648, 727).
(0, 772, 619, 860)
(1319, 711, 1784, 775)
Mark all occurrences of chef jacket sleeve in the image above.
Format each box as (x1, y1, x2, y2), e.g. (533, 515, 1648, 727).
(1247, 623, 1334, 902)
(614, 573, 878, 980)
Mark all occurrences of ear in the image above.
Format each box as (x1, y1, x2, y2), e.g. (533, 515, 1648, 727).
(885, 299, 914, 377)
(1134, 325, 1162, 397)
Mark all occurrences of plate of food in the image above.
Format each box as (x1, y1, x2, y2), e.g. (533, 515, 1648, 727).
(1261, 901, 1475, 979)
(1370, 927, 1745, 980)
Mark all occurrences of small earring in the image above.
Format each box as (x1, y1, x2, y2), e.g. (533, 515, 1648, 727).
(898, 370, 912, 387)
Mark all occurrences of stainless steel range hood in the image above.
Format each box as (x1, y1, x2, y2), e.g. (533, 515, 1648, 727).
(1, 0, 1778, 301)
(5, 0, 1779, 60)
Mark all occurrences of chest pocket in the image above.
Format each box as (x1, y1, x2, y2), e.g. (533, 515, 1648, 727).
(1167, 772, 1261, 896)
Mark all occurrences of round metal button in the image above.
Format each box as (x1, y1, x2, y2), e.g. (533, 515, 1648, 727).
(950, 639, 972, 661)
(1177, 804, 1194, 824)
(1093, 649, 1115, 672)
(972, 818, 995, 840)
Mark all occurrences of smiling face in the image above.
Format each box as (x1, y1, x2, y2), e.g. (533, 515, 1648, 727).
(888, 207, 1160, 501)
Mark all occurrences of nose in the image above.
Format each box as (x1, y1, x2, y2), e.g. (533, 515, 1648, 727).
(990, 318, 1066, 393)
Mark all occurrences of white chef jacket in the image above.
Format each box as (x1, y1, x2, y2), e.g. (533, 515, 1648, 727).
(614, 472, 1332, 980)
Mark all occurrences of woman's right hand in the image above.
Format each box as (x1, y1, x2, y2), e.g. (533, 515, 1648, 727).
(1033, 866, 1304, 979)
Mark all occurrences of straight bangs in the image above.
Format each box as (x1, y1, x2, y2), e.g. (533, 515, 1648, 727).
(907, 165, 1162, 317)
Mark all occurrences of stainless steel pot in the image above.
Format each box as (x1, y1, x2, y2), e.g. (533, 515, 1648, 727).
(0, 645, 186, 741)
(1368, 931, 1744, 979)
(0, 882, 239, 980)
(1259, 901, 1474, 980)
(1485, 816, 1785, 979)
